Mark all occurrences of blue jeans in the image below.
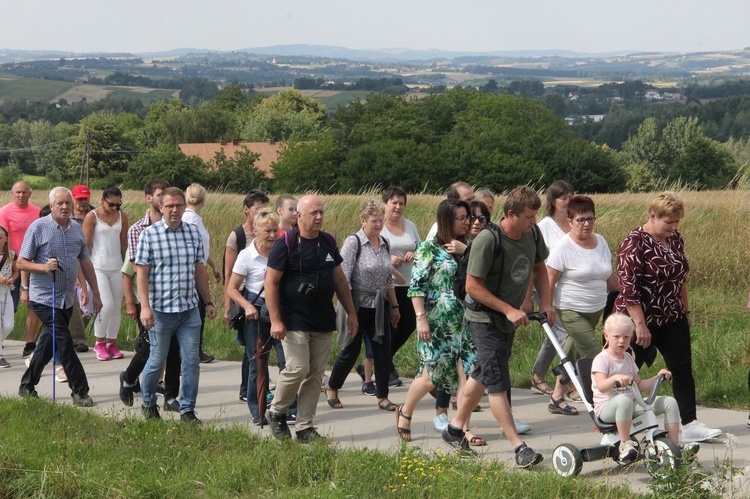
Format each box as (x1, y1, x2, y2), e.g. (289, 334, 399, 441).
(142, 307, 201, 414)
(242, 318, 296, 420)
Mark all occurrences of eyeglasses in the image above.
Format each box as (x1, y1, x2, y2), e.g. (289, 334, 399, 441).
(471, 215, 487, 223)
(455, 215, 470, 223)
(162, 203, 186, 211)
(574, 216, 596, 225)
(105, 200, 122, 210)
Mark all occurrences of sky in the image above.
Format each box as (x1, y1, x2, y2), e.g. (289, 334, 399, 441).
(2, 0, 748, 55)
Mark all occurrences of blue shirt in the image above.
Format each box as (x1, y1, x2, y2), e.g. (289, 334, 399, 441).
(134, 220, 205, 313)
(20, 215, 88, 309)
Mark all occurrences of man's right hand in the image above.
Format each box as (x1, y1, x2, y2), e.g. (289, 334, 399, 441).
(140, 306, 155, 329)
(270, 320, 287, 340)
(46, 257, 59, 273)
(506, 308, 529, 327)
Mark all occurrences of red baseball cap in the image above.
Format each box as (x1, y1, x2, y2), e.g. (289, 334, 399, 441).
(71, 184, 91, 199)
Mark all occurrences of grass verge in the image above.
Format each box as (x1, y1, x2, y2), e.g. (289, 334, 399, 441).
(0, 397, 634, 498)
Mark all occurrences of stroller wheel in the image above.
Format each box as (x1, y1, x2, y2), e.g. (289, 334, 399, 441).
(552, 443, 583, 477)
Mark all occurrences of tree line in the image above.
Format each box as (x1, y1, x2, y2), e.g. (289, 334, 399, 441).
(0, 84, 746, 194)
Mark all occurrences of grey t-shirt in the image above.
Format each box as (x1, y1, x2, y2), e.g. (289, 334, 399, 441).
(464, 224, 548, 330)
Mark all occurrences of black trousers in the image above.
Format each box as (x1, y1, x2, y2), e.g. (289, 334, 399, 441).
(329, 307, 392, 399)
(122, 303, 181, 400)
(390, 286, 416, 359)
(631, 317, 696, 425)
(20, 303, 88, 396)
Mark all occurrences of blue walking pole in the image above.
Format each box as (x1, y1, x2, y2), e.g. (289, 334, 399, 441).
(51, 265, 56, 403)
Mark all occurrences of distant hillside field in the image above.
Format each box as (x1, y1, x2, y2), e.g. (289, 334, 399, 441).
(0, 74, 177, 104)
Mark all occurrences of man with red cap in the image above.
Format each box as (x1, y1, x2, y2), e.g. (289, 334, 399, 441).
(68, 184, 95, 354)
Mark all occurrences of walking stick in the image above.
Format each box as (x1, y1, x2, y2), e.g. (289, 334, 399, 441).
(51, 264, 57, 403)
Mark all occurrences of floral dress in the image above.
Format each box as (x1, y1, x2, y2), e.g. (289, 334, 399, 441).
(408, 239, 476, 392)
(0, 250, 15, 336)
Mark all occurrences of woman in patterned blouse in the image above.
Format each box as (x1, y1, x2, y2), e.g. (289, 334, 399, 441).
(326, 200, 401, 411)
(613, 191, 721, 443)
(396, 199, 483, 446)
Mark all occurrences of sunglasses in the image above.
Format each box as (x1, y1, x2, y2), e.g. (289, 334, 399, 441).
(105, 200, 122, 210)
(471, 215, 487, 223)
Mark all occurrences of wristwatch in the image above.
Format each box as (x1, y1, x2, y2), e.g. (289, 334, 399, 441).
(20, 285, 29, 291)
(416, 312, 426, 318)
(614, 380, 622, 389)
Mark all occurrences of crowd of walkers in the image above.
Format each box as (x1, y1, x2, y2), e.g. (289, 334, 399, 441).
(0, 178, 724, 467)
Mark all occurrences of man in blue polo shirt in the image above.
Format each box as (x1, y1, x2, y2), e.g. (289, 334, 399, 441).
(17, 186, 102, 406)
(135, 187, 216, 423)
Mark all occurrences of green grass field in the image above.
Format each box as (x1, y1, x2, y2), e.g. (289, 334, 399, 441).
(0, 76, 74, 101)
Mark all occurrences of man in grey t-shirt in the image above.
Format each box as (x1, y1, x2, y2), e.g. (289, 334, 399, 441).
(442, 186, 555, 468)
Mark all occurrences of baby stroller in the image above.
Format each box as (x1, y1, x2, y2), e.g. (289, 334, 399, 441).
(528, 312, 684, 478)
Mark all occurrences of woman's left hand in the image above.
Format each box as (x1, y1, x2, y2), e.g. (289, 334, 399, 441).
(403, 251, 414, 263)
(212, 266, 221, 282)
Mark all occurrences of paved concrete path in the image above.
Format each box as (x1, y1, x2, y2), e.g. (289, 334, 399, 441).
(2, 339, 749, 494)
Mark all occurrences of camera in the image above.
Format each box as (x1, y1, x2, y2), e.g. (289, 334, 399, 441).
(297, 282, 317, 298)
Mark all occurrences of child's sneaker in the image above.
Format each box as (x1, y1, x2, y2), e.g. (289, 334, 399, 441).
(94, 342, 110, 361)
(107, 343, 124, 359)
(618, 440, 638, 465)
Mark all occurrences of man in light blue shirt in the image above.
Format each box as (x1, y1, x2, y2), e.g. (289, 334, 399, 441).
(17, 186, 102, 406)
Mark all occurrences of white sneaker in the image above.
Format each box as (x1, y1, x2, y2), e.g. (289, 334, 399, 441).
(24, 353, 32, 368)
(681, 420, 722, 442)
(514, 418, 531, 435)
(433, 413, 449, 432)
(55, 365, 68, 383)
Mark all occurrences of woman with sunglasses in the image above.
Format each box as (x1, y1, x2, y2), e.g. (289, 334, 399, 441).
(545, 195, 618, 415)
(82, 185, 129, 360)
(469, 200, 491, 239)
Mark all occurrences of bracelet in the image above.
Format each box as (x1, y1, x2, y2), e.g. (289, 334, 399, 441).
(205, 301, 214, 307)
(391, 304, 400, 309)
(416, 312, 426, 318)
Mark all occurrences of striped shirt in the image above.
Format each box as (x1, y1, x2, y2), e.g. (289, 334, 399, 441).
(20, 215, 88, 308)
(134, 220, 205, 313)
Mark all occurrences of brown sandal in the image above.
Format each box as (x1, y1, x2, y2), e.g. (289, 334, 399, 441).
(396, 405, 412, 442)
(326, 388, 343, 409)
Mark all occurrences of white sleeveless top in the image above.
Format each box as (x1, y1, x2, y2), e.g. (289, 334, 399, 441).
(90, 211, 123, 271)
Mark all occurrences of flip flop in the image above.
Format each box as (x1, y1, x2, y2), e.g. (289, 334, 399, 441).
(396, 405, 412, 442)
(548, 396, 579, 415)
(378, 401, 398, 411)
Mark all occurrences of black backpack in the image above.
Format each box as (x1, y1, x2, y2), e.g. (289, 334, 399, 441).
(454, 222, 502, 311)
(454, 221, 538, 312)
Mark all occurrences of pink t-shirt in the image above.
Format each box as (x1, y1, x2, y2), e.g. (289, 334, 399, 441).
(0, 202, 41, 255)
(590, 350, 639, 417)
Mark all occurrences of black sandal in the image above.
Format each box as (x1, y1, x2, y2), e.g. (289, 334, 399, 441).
(378, 400, 398, 411)
(396, 405, 412, 442)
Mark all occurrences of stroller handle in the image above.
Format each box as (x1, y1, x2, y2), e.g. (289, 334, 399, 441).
(527, 311, 548, 324)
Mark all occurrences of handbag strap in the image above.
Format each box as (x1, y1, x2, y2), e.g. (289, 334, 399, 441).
(249, 285, 265, 306)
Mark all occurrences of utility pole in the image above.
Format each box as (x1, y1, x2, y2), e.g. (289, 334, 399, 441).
(79, 130, 90, 185)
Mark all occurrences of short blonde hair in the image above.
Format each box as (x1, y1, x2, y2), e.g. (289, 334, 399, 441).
(358, 199, 385, 220)
(649, 191, 684, 219)
(254, 209, 280, 230)
(185, 183, 207, 206)
(603, 313, 635, 335)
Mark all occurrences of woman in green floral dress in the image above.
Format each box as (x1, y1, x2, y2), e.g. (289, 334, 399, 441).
(396, 199, 482, 445)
